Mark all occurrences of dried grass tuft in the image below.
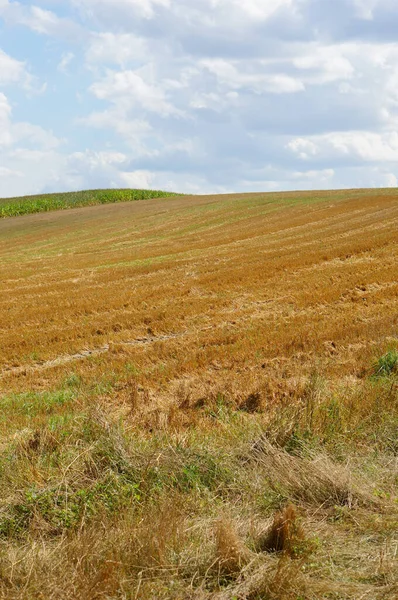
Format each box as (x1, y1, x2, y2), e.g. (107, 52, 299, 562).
(258, 504, 305, 557)
(252, 438, 374, 508)
(214, 518, 251, 576)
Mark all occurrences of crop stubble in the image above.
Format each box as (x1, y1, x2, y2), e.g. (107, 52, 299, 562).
(0, 189, 397, 394)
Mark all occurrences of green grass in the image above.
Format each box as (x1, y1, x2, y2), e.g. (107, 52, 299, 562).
(0, 188, 181, 218)
(372, 349, 398, 378)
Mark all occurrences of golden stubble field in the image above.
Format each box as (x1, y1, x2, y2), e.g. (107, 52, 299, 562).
(0, 189, 397, 600)
(1, 189, 397, 396)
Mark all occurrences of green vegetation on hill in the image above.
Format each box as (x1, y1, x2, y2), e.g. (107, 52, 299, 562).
(0, 188, 181, 218)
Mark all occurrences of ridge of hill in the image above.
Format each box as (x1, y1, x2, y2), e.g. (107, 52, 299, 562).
(0, 188, 180, 218)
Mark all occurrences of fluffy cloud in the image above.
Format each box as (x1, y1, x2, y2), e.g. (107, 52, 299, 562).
(0, 49, 29, 86)
(227, 0, 293, 20)
(0, 92, 59, 149)
(85, 33, 149, 67)
(289, 131, 398, 163)
(0, 91, 63, 196)
(120, 170, 153, 188)
(293, 46, 355, 84)
(71, 0, 292, 25)
(200, 59, 305, 93)
(72, 0, 170, 21)
(60, 150, 128, 189)
(89, 70, 183, 116)
(0, 1, 82, 41)
(57, 52, 75, 73)
(83, 109, 151, 144)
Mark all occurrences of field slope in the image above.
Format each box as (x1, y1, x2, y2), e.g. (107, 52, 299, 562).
(0, 188, 397, 599)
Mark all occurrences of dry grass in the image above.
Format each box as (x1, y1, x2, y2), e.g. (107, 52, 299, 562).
(250, 438, 375, 508)
(0, 188, 397, 598)
(258, 504, 306, 556)
(214, 518, 252, 576)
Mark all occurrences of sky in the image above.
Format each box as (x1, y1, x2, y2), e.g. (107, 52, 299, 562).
(1, 0, 398, 197)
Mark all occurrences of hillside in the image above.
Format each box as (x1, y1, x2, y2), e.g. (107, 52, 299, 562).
(0, 188, 180, 218)
(0, 188, 397, 599)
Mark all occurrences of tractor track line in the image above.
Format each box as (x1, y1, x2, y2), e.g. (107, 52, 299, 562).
(0, 332, 186, 379)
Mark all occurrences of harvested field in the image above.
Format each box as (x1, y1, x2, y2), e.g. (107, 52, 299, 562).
(0, 188, 397, 599)
(1, 189, 397, 390)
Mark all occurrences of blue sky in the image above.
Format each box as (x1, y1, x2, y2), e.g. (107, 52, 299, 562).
(1, 0, 398, 197)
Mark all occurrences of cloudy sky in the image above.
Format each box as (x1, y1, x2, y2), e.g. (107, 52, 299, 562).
(1, 0, 398, 197)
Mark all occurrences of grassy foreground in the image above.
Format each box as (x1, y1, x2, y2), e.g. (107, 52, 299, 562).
(0, 363, 397, 599)
(0, 188, 397, 598)
(0, 188, 180, 218)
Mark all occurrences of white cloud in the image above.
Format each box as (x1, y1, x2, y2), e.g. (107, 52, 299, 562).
(291, 168, 334, 181)
(85, 33, 148, 66)
(201, 59, 304, 93)
(90, 69, 182, 115)
(60, 150, 133, 191)
(72, 0, 170, 20)
(83, 108, 151, 141)
(235, 165, 335, 192)
(190, 91, 239, 111)
(10, 122, 59, 150)
(0, 150, 65, 197)
(8, 148, 50, 161)
(57, 52, 75, 72)
(0, 166, 23, 178)
(29, 6, 63, 34)
(229, 0, 292, 19)
(196, 0, 293, 21)
(119, 169, 153, 188)
(166, 0, 294, 31)
(287, 138, 318, 159)
(328, 131, 398, 161)
(293, 46, 355, 84)
(70, 150, 127, 167)
(67, 0, 293, 30)
(0, 92, 11, 119)
(0, 49, 29, 86)
(0, 93, 12, 140)
(288, 131, 398, 163)
(0, 1, 82, 41)
(0, 92, 63, 196)
(265, 74, 305, 94)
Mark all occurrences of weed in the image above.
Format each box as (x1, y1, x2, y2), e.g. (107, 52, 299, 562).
(372, 349, 398, 378)
(0, 475, 140, 538)
(63, 373, 82, 389)
(0, 390, 76, 422)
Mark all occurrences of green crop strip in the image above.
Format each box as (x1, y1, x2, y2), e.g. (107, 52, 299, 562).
(0, 188, 181, 218)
